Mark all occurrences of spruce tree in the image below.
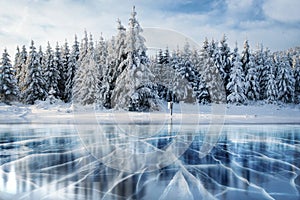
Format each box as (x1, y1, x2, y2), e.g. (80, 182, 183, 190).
(277, 53, 295, 103)
(73, 34, 100, 105)
(265, 65, 278, 104)
(65, 35, 79, 103)
(99, 36, 115, 108)
(241, 40, 250, 73)
(101, 20, 127, 108)
(215, 35, 231, 94)
(0, 49, 19, 103)
(226, 45, 247, 105)
(95, 34, 108, 105)
(13, 46, 21, 81)
(61, 40, 70, 101)
(53, 42, 64, 99)
(202, 53, 225, 103)
(43, 42, 60, 98)
(111, 6, 157, 111)
(293, 55, 300, 103)
(193, 39, 210, 104)
(17, 45, 28, 93)
(254, 44, 265, 100)
(22, 41, 47, 104)
(245, 54, 260, 101)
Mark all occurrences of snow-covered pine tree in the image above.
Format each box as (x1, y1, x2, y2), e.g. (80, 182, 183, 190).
(244, 54, 260, 101)
(202, 53, 225, 103)
(276, 53, 295, 103)
(95, 34, 108, 105)
(215, 34, 231, 94)
(73, 33, 100, 105)
(99, 36, 115, 108)
(199, 40, 210, 79)
(60, 40, 70, 102)
(65, 35, 79, 103)
(168, 50, 186, 102)
(111, 6, 157, 111)
(197, 38, 209, 74)
(158, 47, 173, 101)
(293, 55, 300, 103)
(193, 38, 210, 104)
(260, 48, 273, 100)
(22, 41, 47, 104)
(17, 45, 28, 92)
(95, 34, 107, 70)
(99, 20, 127, 109)
(208, 39, 217, 58)
(13, 46, 21, 78)
(114, 19, 127, 76)
(43, 42, 60, 99)
(150, 47, 173, 101)
(0, 49, 19, 103)
(226, 44, 247, 105)
(174, 41, 197, 103)
(38, 46, 43, 66)
(253, 44, 265, 100)
(78, 30, 89, 63)
(241, 40, 250, 74)
(265, 64, 278, 104)
(151, 49, 163, 99)
(53, 42, 64, 99)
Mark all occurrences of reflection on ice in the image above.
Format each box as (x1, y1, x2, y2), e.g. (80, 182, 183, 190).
(0, 124, 299, 199)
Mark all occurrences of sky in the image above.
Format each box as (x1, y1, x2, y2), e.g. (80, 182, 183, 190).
(0, 0, 300, 59)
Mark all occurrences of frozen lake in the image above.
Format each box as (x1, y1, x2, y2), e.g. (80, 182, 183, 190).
(0, 123, 300, 200)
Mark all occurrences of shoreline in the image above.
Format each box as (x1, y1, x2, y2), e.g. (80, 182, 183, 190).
(1, 102, 299, 125)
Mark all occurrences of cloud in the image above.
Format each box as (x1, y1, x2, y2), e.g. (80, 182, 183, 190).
(0, 0, 299, 59)
(263, 0, 300, 23)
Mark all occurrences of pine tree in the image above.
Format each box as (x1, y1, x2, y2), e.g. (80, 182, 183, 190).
(202, 53, 225, 103)
(17, 45, 28, 92)
(241, 40, 250, 73)
(13, 46, 21, 79)
(73, 34, 100, 105)
(53, 42, 64, 99)
(261, 48, 273, 100)
(245, 54, 260, 101)
(111, 6, 157, 111)
(0, 49, 19, 103)
(254, 44, 265, 100)
(198, 38, 209, 74)
(173, 42, 197, 103)
(99, 36, 115, 108)
(60, 40, 70, 101)
(265, 65, 278, 104)
(215, 35, 231, 94)
(65, 35, 79, 103)
(101, 20, 127, 108)
(95, 34, 108, 106)
(194, 38, 210, 104)
(79, 30, 89, 63)
(22, 41, 47, 104)
(43, 42, 60, 98)
(159, 47, 173, 101)
(276, 53, 295, 103)
(226, 44, 247, 105)
(38, 46, 44, 66)
(95, 35, 107, 68)
(293, 55, 300, 103)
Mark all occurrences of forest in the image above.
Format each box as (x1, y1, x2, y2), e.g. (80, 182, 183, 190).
(0, 7, 300, 111)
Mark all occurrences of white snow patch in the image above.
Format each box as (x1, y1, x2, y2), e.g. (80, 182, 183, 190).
(0, 101, 299, 124)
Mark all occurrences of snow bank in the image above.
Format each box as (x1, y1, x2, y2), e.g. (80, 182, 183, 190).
(0, 101, 299, 124)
